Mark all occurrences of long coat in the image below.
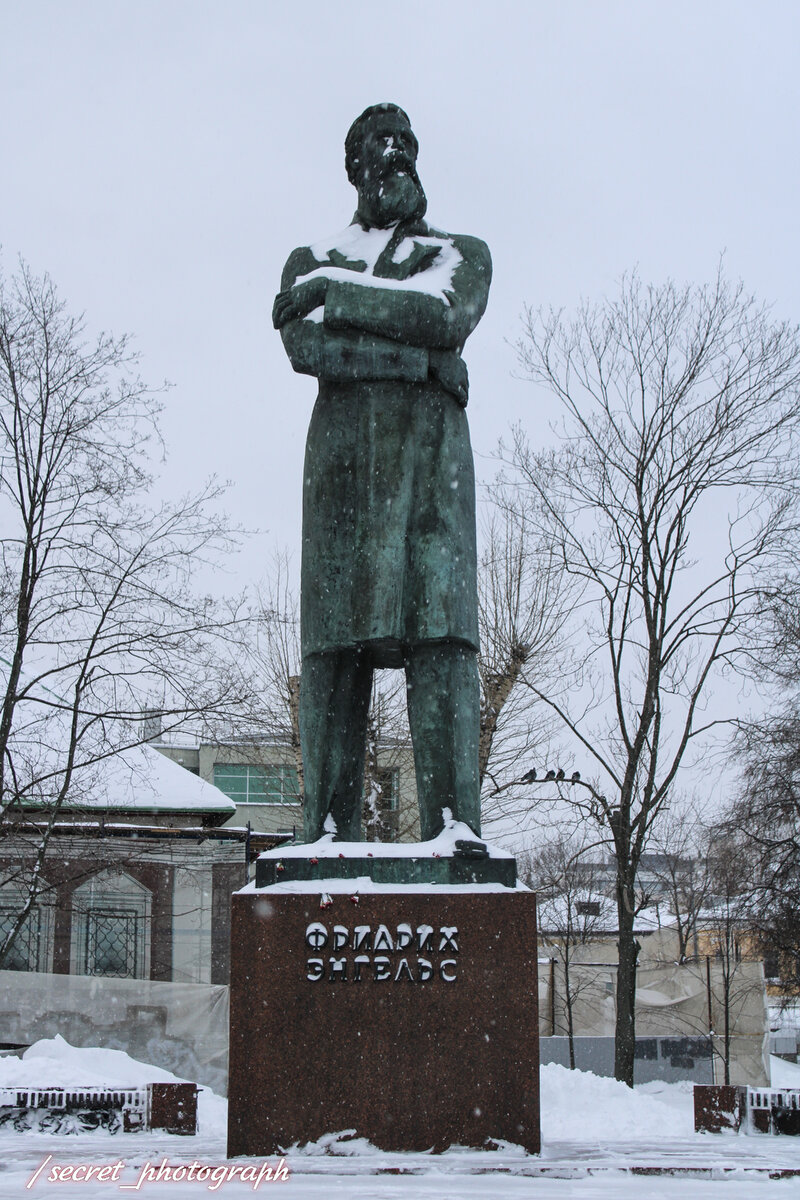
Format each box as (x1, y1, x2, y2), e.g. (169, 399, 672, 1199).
(278, 219, 492, 668)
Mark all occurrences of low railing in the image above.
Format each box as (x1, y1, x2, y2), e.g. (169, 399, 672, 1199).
(694, 1084, 800, 1135)
(0, 1082, 197, 1134)
(747, 1088, 800, 1135)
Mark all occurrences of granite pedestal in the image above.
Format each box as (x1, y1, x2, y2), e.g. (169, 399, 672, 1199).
(227, 881, 539, 1156)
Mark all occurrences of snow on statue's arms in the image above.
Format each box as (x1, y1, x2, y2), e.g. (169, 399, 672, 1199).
(274, 227, 491, 351)
(308, 221, 460, 288)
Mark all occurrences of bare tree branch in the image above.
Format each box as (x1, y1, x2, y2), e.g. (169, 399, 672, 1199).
(501, 266, 800, 1083)
(0, 259, 247, 967)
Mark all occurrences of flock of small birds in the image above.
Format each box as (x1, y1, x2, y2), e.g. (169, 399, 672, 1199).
(519, 767, 581, 785)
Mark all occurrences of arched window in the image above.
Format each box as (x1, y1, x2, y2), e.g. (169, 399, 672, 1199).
(70, 870, 151, 979)
(0, 883, 54, 972)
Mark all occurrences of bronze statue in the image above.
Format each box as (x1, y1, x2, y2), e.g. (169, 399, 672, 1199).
(273, 103, 491, 842)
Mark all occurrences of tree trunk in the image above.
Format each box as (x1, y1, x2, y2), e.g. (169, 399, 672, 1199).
(723, 962, 732, 1085)
(477, 644, 528, 784)
(288, 674, 304, 800)
(614, 894, 639, 1087)
(362, 715, 392, 842)
(564, 951, 576, 1070)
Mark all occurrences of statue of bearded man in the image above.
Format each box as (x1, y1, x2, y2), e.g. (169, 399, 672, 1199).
(273, 102, 492, 843)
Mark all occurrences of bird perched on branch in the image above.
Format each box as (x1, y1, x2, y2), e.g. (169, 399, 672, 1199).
(520, 768, 537, 783)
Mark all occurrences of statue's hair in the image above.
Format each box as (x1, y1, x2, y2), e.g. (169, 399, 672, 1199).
(345, 103, 417, 185)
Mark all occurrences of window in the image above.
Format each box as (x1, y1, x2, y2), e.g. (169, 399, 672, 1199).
(71, 870, 151, 980)
(367, 769, 399, 812)
(0, 906, 43, 971)
(764, 954, 780, 982)
(85, 911, 139, 977)
(0, 884, 52, 972)
(576, 901, 601, 917)
(213, 763, 300, 806)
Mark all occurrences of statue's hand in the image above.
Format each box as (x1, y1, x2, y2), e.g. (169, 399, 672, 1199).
(406, 243, 442, 277)
(429, 349, 469, 408)
(272, 277, 329, 329)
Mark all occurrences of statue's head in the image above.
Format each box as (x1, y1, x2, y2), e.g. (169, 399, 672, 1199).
(345, 103, 427, 229)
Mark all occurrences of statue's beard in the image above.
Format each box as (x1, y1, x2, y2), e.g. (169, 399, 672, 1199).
(357, 161, 427, 229)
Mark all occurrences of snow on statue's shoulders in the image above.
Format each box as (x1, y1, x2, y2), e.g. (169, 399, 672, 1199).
(303, 220, 463, 300)
(309, 222, 394, 267)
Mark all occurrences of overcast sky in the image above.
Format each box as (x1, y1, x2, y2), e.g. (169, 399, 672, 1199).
(4, 1, 798, 556)
(3, 2, 799, 817)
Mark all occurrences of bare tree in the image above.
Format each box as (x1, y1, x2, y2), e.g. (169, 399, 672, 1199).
(0, 260, 243, 967)
(524, 832, 606, 1068)
(700, 834, 758, 1085)
(243, 554, 418, 840)
(477, 493, 575, 832)
(644, 808, 714, 963)
(503, 267, 800, 1084)
(242, 553, 305, 795)
(360, 677, 416, 842)
(731, 711, 800, 999)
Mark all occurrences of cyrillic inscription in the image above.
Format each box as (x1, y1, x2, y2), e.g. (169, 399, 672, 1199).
(304, 922, 460, 983)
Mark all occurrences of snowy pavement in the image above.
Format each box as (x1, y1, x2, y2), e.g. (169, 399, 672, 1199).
(3, 1133, 800, 1200)
(2, 1042, 800, 1197)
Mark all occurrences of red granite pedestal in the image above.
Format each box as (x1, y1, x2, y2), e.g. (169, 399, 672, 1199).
(227, 889, 539, 1156)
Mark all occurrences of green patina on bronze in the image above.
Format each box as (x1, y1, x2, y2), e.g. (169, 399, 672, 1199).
(255, 852, 517, 889)
(273, 103, 491, 845)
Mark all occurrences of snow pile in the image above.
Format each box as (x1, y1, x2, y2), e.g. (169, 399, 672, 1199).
(0, 1032, 189, 1089)
(540, 1063, 694, 1141)
(0, 1036, 225, 1132)
(291, 1130, 378, 1157)
(770, 1054, 800, 1088)
(1, 1038, 700, 1147)
(0, 1035, 187, 1088)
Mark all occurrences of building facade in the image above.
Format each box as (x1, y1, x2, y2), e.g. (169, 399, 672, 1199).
(153, 729, 420, 841)
(0, 743, 281, 985)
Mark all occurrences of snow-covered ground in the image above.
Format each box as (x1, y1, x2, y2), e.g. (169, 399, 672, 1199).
(1, 1039, 800, 1198)
(770, 1055, 800, 1088)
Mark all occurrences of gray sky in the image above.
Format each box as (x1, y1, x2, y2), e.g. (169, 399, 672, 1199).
(3, 1, 799, 817)
(3, 0, 798, 561)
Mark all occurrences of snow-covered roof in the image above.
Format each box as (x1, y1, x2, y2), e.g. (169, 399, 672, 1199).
(536, 891, 675, 936)
(21, 741, 235, 816)
(0, 653, 235, 817)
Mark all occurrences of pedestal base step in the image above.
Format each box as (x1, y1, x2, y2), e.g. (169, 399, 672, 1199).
(255, 851, 516, 888)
